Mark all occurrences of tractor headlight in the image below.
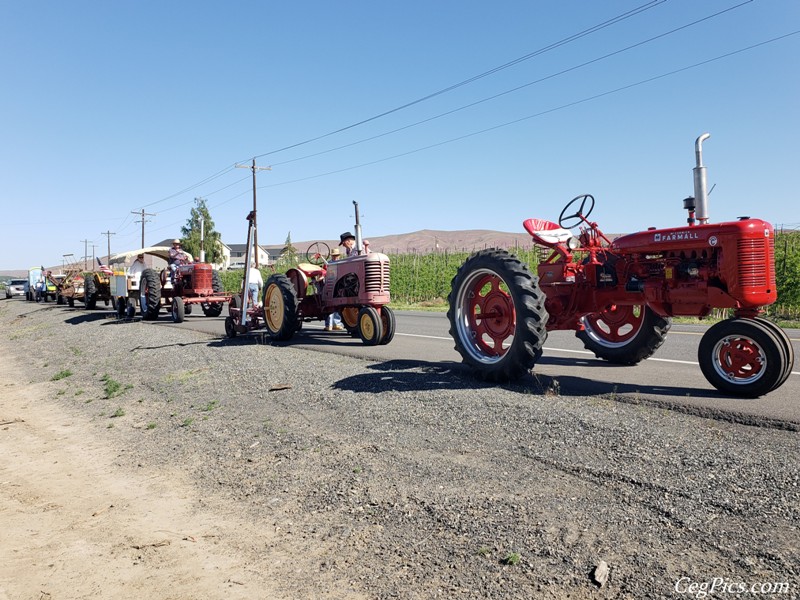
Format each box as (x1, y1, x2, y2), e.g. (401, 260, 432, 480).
(567, 236, 580, 251)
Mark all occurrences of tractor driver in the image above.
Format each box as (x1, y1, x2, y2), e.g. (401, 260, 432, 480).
(168, 239, 193, 283)
(128, 253, 146, 288)
(339, 231, 370, 257)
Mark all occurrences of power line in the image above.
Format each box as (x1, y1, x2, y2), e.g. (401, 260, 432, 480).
(250, 0, 669, 161)
(261, 30, 800, 190)
(271, 0, 755, 169)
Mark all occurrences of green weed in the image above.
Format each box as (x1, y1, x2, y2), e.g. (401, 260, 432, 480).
(52, 369, 73, 381)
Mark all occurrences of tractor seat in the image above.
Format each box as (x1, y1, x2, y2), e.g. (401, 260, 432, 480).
(523, 218, 573, 247)
(296, 262, 326, 279)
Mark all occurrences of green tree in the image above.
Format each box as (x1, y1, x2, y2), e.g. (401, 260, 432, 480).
(180, 198, 224, 264)
(275, 231, 299, 271)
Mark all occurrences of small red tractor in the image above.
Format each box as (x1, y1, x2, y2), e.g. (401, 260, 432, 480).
(226, 203, 394, 345)
(138, 263, 228, 322)
(447, 134, 793, 397)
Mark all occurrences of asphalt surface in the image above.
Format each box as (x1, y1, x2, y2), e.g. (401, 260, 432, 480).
(150, 309, 800, 429)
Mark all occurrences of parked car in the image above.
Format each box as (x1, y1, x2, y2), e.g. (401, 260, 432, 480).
(5, 278, 26, 298)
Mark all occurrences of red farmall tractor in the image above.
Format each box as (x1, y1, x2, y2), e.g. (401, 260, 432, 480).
(227, 202, 394, 345)
(138, 260, 228, 322)
(447, 134, 793, 397)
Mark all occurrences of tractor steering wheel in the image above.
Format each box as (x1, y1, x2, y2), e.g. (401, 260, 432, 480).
(558, 194, 595, 229)
(305, 242, 331, 266)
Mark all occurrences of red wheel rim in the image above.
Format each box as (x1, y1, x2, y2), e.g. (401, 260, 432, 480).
(466, 273, 515, 357)
(583, 305, 643, 345)
(713, 336, 765, 382)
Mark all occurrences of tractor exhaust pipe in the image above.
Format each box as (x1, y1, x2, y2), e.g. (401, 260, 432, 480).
(693, 133, 711, 224)
(353, 200, 364, 254)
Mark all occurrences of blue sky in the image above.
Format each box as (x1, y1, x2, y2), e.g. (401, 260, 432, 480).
(1, 0, 798, 270)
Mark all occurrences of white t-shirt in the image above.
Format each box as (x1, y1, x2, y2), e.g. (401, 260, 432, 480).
(248, 267, 263, 287)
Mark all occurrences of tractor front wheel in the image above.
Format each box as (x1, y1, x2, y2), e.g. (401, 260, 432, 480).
(225, 315, 238, 338)
(340, 306, 361, 338)
(202, 270, 225, 317)
(698, 318, 789, 397)
(116, 297, 126, 319)
(358, 307, 384, 346)
(577, 305, 670, 364)
(171, 297, 185, 323)
(263, 274, 299, 341)
(447, 249, 548, 382)
(139, 269, 162, 320)
(379, 306, 396, 345)
(84, 275, 97, 310)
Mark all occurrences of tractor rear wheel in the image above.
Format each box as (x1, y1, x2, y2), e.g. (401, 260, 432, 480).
(379, 306, 396, 345)
(84, 275, 97, 310)
(139, 268, 162, 320)
(358, 306, 384, 345)
(447, 249, 548, 382)
(698, 317, 788, 397)
(577, 305, 670, 364)
(264, 274, 299, 341)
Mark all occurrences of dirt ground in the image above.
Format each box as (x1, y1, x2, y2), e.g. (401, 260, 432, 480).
(0, 354, 283, 600)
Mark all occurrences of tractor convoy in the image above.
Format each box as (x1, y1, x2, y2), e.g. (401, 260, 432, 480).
(14, 134, 794, 398)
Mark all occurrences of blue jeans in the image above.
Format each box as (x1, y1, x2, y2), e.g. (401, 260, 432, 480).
(325, 312, 342, 327)
(248, 284, 260, 306)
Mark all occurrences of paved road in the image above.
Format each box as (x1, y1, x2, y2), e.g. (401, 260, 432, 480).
(152, 310, 800, 428)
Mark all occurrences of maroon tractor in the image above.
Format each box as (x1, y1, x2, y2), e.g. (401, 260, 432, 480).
(139, 262, 229, 322)
(227, 202, 394, 345)
(447, 134, 793, 397)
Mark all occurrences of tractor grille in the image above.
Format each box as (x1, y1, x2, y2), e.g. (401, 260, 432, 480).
(365, 259, 390, 293)
(737, 237, 771, 288)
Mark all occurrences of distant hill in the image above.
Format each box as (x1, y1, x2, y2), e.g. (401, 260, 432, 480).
(275, 229, 536, 256)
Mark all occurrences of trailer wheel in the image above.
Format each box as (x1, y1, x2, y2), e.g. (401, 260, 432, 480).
(358, 306, 384, 346)
(577, 305, 670, 364)
(698, 318, 787, 397)
(171, 297, 185, 323)
(447, 249, 548, 382)
(139, 268, 161, 320)
(379, 306, 396, 345)
(264, 274, 299, 341)
(84, 275, 97, 310)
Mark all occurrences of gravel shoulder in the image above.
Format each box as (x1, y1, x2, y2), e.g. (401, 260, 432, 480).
(0, 299, 798, 599)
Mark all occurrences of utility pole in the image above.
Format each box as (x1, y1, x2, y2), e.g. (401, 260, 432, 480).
(81, 239, 91, 271)
(235, 159, 271, 267)
(132, 209, 156, 248)
(91, 245, 98, 270)
(101, 230, 115, 264)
